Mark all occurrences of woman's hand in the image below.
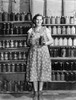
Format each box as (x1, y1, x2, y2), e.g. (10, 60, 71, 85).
(34, 34, 41, 40)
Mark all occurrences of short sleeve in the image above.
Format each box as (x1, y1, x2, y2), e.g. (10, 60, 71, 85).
(27, 28, 33, 46)
(27, 28, 33, 40)
(27, 28, 32, 34)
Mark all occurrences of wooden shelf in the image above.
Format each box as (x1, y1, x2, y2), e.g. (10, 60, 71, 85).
(51, 80, 76, 82)
(0, 60, 27, 63)
(49, 45, 75, 48)
(0, 21, 32, 23)
(0, 37, 27, 41)
(0, 34, 27, 36)
(51, 81, 76, 83)
(52, 34, 76, 38)
(0, 21, 32, 28)
(51, 81, 66, 82)
(0, 72, 26, 74)
(43, 24, 76, 26)
(0, 47, 29, 52)
(51, 57, 76, 60)
(0, 34, 27, 37)
(52, 70, 76, 72)
(0, 62, 26, 64)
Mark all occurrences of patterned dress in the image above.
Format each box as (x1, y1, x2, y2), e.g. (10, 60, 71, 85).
(27, 26, 53, 82)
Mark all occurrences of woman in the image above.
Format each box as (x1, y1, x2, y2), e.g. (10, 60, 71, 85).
(27, 14, 53, 98)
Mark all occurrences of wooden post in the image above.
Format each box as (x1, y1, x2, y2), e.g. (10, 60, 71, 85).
(62, 0, 64, 16)
(43, 0, 47, 17)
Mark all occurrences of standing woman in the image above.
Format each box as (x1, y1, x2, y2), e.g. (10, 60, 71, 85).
(27, 14, 53, 98)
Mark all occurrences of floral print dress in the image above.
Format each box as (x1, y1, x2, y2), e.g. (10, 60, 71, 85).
(27, 26, 53, 82)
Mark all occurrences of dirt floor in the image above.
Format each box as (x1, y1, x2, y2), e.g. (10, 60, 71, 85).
(0, 90, 76, 100)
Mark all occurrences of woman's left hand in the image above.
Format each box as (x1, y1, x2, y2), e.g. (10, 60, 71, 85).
(41, 41, 46, 46)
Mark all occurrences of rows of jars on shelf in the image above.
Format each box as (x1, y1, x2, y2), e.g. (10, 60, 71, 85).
(51, 61, 76, 81)
(52, 71, 76, 81)
(52, 61, 76, 71)
(53, 37, 76, 46)
(0, 12, 32, 21)
(0, 40, 27, 48)
(49, 47, 76, 57)
(0, 23, 30, 35)
(0, 52, 27, 60)
(43, 16, 76, 57)
(43, 16, 76, 24)
(0, 81, 33, 92)
(44, 16, 76, 35)
(0, 63, 26, 72)
(0, 12, 32, 92)
(50, 25, 76, 35)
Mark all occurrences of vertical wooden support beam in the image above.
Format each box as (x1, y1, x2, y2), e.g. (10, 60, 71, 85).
(43, 0, 47, 17)
(62, 0, 64, 16)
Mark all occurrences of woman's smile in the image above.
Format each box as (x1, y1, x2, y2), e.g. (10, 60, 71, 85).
(35, 16, 43, 26)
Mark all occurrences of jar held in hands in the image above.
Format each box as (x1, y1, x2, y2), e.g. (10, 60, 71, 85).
(39, 35, 45, 46)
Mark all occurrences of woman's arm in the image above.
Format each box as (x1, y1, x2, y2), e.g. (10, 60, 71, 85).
(27, 28, 33, 46)
(44, 28, 53, 46)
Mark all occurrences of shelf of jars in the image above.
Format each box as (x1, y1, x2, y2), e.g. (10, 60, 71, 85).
(0, 61, 26, 73)
(42, 16, 76, 85)
(49, 46, 76, 59)
(0, 12, 33, 93)
(42, 17, 76, 37)
(0, 21, 32, 29)
(0, 51, 27, 59)
(42, 16, 76, 24)
(0, 24, 31, 36)
(45, 25, 76, 36)
(52, 61, 76, 70)
(51, 71, 76, 82)
(51, 59, 76, 82)
(0, 80, 33, 93)
(0, 78, 33, 93)
(0, 39, 28, 48)
(0, 63, 26, 70)
(49, 38, 76, 58)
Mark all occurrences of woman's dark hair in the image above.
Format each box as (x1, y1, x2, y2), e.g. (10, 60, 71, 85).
(32, 14, 43, 24)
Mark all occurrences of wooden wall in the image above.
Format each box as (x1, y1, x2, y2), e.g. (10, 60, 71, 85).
(32, 0, 76, 17)
(0, 0, 30, 13)
(0, 0, 76, 17)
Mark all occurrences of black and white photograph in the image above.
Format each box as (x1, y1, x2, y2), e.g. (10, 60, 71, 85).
(0, 0, 76, 100)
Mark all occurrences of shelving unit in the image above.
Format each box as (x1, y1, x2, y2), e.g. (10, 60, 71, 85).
(43, 22, 76, 90)
(1, 15, 76, 92)
(0, 20, 33, 93)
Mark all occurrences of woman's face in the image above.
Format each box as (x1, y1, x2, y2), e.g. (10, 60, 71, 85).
(35, 16, 43, 27)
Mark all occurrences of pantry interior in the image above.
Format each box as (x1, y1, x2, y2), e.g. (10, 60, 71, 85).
(0, 0, 76, 94)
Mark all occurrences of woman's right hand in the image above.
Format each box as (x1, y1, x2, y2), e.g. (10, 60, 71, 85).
(30, 33, 41, 46)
